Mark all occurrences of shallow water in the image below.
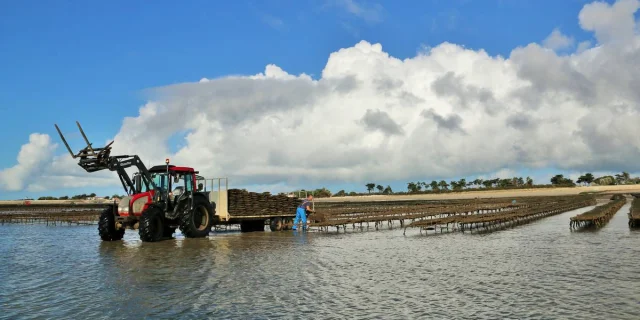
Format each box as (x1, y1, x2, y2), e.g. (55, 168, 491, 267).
(1, 204, 639, 319)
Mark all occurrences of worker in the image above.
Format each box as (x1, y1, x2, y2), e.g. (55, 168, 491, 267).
(293, 194, 314, 231)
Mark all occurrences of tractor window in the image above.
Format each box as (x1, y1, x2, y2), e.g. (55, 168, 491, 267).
(196, 176, 206, 191)
(141, 176, 152, 192)
(151, 173, 168, 191)
(134, 174, 153, 193)
(172, 186, 184, 196)
(183, 174, 193, 192)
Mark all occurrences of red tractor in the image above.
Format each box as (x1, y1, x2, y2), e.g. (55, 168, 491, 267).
(55, 122, 214, 242)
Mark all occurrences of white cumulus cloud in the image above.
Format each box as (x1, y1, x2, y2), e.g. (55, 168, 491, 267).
(543, 28, 575, 51)
(2, 0, 640, 193)
(0, 134, 57, 191)
(579, 0, 640, 44)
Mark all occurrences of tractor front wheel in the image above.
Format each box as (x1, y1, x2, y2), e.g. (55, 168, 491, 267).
(98, 206, 124, 241)
(179, 196, 213, 238)
(139, 205, 165, 242)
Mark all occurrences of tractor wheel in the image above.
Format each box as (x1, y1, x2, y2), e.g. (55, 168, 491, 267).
(139, 205, 165, 242)
(270, 217, 283, 231)
(179, 196, 213, 238)
(98, 206, 124, 241)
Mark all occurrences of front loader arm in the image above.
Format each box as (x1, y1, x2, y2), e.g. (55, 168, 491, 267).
(108, 155, 157, 195)
(55, 122, 158, 195)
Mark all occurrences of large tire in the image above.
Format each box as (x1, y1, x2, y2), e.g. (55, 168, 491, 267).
(98, 206, 124, 241)
(139, 205, 165, 242)
(179, 196, 213, 238)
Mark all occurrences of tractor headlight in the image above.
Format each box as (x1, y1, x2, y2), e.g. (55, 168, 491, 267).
(132, 196, 147, 214)
(117, 196, 131, 214)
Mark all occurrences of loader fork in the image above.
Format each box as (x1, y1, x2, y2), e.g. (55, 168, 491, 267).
(55, 121, 114, 172)
(54, 121, 158, 195)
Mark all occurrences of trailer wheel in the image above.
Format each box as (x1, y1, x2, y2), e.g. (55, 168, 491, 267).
(282, 218, 293, 230)
(179, 196, 213, 238)
(270, 217, 283, 231)
(98, 206, 124, 241)
(139, 205, 165, 242)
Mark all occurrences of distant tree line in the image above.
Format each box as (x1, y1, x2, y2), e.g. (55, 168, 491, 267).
(402, 176, 536, 194)
(289, 171, 640, 198)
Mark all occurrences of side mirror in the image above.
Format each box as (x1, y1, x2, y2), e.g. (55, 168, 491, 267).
(173, 175, 180, 183)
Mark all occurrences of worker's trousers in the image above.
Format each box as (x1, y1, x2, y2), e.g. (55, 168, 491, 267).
(292, 207, 307, 230)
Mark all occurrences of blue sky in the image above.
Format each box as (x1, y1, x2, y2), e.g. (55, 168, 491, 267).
(0, 0, 625, 199)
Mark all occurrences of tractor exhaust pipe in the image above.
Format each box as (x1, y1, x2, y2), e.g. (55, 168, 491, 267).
(166, 158, 170, 211)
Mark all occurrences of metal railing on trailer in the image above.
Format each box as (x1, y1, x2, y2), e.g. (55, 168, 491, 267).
(203, 178, 230, 221)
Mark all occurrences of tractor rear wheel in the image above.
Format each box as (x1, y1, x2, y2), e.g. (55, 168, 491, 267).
(139, 205, 165, 242)
(98, 206, 124, 241)
(179, 196, 213, 238)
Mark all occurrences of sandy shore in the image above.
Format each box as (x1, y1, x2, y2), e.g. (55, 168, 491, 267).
(314, 185, 640, 202)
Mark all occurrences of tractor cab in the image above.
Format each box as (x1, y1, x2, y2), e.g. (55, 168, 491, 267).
(146, 165, 200, 203)
(143, 165, 207, 207)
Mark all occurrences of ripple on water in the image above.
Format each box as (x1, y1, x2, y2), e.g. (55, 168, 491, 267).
(1, 206, 640, 319)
